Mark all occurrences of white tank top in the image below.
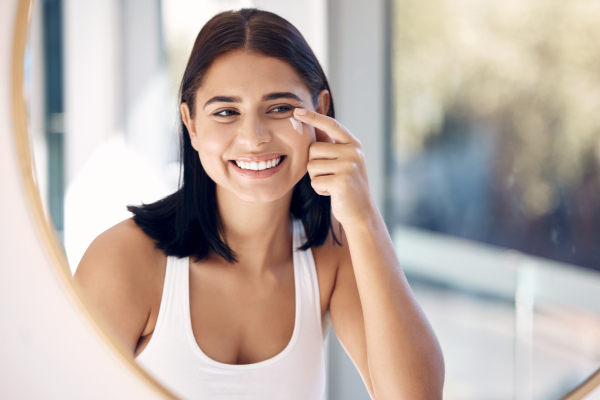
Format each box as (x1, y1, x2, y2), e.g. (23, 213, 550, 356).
(136, 217, 331, 400)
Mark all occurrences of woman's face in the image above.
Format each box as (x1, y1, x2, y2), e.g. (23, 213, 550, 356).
(181, 50, 329, 203)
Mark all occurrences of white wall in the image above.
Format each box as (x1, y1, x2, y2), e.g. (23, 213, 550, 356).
(62, 0, 173, 270)
(63, 0, 122, 185)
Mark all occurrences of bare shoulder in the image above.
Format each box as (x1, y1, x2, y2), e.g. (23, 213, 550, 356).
(75, 218, 166, 285)
(74, 218, 166, 353)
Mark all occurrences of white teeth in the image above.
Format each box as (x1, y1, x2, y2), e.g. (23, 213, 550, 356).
(235, 157, 282, 171)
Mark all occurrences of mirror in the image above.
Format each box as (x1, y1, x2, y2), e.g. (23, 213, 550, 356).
(15, 0, 600, 398)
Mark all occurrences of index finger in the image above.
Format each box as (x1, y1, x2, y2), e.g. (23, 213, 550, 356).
(293, 108, 355, 145)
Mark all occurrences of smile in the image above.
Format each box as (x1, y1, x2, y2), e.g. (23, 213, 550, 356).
(229, 156, 287, 179)
(234, 156, 283, 171)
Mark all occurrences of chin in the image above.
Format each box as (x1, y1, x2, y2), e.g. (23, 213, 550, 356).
(210, 165, 305, 204)
(232, 187, 291, 204)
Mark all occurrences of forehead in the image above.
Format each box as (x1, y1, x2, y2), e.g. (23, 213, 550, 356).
(198, 50, 310, 100)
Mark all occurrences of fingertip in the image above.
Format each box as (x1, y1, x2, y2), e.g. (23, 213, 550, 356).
(294, 108, 307, 117)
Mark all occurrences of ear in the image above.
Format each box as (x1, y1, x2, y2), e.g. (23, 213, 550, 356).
(181, 102, 198, 150)
(316, 89, 330, 115)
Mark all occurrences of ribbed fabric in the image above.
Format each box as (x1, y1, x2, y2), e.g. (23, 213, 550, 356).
(136, 217, 330, 400)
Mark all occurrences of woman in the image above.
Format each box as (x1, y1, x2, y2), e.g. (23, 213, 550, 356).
(74, 8, 444, 400)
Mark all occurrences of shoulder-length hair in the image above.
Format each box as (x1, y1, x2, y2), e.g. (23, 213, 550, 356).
(128, 8, 340, 264)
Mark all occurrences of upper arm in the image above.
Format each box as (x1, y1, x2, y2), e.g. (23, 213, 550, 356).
(328, 219, 376, 399)
(73, 219, 164, 355)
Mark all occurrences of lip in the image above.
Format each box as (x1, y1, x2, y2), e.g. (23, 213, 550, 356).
(231, 153, 284, 162)
(230, 156, 286, 179)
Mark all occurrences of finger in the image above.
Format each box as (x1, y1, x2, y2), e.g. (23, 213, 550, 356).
(307, 159, 340, 179)
(310, 142, 364, 164)
(310, 174, 337, 197)
(293, 108, 355, 145)
(309, 142, 340, 160)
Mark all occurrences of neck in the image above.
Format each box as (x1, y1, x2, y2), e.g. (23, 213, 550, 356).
(214, 184, 295, 276)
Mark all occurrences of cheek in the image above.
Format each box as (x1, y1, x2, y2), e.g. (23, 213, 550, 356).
(288, 127, 314, 176)
(276, 117, 315, 146)
(284, 117, 317, 142)
(304, 124, 316, 143)
(196, 129, 232, 178)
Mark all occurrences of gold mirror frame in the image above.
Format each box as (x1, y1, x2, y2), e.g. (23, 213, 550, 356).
(8, 0, 600, 398)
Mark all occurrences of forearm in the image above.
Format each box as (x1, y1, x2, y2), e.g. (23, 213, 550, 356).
(293, 106, 444, 397)
(343, 207, 445, 400)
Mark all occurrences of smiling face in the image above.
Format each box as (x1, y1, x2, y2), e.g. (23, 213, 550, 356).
(181, 50, 329, 203)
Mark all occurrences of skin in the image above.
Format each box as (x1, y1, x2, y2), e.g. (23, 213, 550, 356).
(74, 50, 444, 399)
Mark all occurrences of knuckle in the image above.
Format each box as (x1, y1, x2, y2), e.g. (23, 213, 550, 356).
(349, 145, 364, 161)
(343, 159, 358, 172)
(329, 118, 341, 130)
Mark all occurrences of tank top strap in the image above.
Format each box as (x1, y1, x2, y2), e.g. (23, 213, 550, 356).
(150, 255, 191, 345)
(292, 218, 328, 340)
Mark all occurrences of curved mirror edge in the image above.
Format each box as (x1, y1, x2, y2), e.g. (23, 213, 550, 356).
(561, 370, 600, 399)
(12, 0, 178, 398)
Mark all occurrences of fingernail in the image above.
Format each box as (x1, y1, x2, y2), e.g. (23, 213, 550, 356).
(294, 108, 307, 116)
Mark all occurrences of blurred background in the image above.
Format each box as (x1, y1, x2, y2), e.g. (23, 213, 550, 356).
(23, 0, 600, 399)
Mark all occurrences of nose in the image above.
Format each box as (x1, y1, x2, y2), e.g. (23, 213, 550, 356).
(236, 113, 272, 148)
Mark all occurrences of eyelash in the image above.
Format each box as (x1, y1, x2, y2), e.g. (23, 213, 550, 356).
(213, 109, 239, 117)
(212, 105, 294, 117)
(270, 105, 294, 113)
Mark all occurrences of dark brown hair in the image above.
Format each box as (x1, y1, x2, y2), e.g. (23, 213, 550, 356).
(128, 8, 339, 263)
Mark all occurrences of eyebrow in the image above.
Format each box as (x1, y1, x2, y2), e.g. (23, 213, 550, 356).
(203, 96, 242, 109)
(262, 92, 303, 103)
(203, 92, 303, 109)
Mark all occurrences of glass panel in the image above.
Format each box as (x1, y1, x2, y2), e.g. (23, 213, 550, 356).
(391, 0, 600, 398)
(409, 276, 516, 399)
(532, 264, 600, 398)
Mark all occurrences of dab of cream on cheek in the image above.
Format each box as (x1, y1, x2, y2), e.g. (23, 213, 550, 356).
(290, 117, 303, 134)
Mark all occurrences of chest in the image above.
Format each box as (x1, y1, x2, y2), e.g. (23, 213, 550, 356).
(187, 249, 337, 366)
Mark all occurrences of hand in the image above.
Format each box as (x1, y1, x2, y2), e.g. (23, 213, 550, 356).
(293, 108, 377, 227)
